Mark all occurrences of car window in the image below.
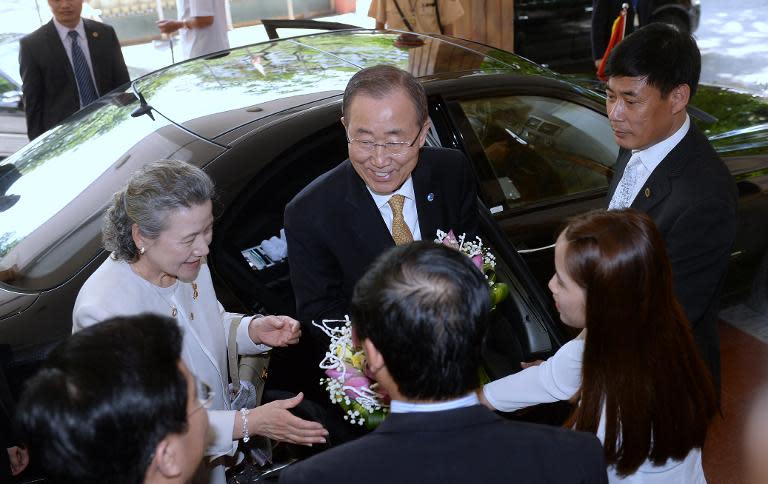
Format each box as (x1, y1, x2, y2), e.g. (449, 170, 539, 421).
(458, 95, 618, 211)
(0, 93, 225, 291)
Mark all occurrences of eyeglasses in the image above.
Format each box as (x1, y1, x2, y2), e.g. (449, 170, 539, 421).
(346, 125, 424, 156)
(189, 375, 214, 416)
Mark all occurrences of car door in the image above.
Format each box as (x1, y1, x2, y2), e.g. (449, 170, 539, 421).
(428, 74, 619, 293)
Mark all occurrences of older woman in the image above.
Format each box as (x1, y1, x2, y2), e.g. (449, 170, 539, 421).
(481, 209, 717, 483)
(73, 159, 327, 484)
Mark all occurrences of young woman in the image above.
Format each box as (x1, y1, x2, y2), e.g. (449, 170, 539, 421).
(482, 209, 717, 483)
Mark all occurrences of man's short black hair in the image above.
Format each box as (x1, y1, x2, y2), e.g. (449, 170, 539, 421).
(350, 241, 490, 400)
(16, 314, 187, 484)
(606, 22, 701, 97)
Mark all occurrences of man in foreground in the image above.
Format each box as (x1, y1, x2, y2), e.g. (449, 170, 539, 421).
(16, 314, 210, 483)
(279, 242, 609, 484)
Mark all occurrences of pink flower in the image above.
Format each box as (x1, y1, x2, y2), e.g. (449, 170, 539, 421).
(325, 364, 361, 380)
(471, 254, 483, 270)
(441, 229, 459, 249)
(343, 375, 372, 398)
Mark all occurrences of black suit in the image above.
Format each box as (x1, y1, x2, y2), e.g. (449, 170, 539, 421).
(279, 405, 609, 484)
(607, 122, 738, 390)
(285, 147, 479, 327)
(19, 19, 130, 140)
(278, 148, 478, 441)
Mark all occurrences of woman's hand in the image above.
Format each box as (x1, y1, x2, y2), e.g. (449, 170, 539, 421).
(477, 388, 495, 410)
(246, 393, 328, 445)
(248, 315, 300, 347)
(6, 446, 29, 476)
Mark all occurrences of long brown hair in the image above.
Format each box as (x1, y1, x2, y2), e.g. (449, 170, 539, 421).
(563, 209, 717, 476)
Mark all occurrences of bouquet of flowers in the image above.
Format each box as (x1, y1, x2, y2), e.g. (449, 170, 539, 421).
(435, 229, 510, 308)
(312, 317, 389, 429)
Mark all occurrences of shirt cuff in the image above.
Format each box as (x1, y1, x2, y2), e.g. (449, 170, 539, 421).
(236, 316, 271, 355)
(206, 409, 238, 458)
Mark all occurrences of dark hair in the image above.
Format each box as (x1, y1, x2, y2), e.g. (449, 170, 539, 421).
(350, 241, 490, 400)
(562, 209, 717, 476)
(16, 314, 187, 484)
(342, 64, 428, 126)
(606, 22, 701, 97)
(103, 159, 215, 261)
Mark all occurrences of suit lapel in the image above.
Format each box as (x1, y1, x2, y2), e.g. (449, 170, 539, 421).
(630, 124, 697, 212)
(44, 21, 76, 85)
(82, 20, 105, 94)
(412, 154, 442, 241)
(343, 161, 394, 256)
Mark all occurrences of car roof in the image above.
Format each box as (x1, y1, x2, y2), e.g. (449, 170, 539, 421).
(133, 29, 555, 141)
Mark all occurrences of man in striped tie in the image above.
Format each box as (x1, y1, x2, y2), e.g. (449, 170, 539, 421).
(19, 0, 130, 140)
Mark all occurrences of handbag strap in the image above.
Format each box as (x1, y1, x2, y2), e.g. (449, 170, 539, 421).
(228, 317, 242, 393)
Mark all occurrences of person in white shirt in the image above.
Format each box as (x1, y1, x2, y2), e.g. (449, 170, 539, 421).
(481, 208, 718, 483)
(157, 0, 229, 60)
(73, 159, 327, 484)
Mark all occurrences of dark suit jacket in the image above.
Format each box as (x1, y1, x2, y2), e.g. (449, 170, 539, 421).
(285, 147, 479, 327)
(279, 405, 609, 484)
(19, 18, 130, 140)
(607, 122, 738, 389)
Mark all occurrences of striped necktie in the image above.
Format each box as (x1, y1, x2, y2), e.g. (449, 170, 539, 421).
(68, 30, 98, 107)
(388, 194, 414, 245)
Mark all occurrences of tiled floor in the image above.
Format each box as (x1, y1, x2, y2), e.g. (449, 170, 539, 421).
(703, 321, 768, 483)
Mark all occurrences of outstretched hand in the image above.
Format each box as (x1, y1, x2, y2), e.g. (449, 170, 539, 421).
(248, 393, 328, 445)
(248, 315, 301, 347)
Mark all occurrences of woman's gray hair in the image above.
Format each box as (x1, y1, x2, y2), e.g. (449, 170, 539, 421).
(103, 159, 215, 261)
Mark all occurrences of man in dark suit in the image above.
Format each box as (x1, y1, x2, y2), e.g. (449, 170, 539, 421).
(19, 0, 130, 140)
(280, 242, 609, 484)
(281, 64, 478, 442)
(604, 23, 738, 392)
(285, 64, 478, 329)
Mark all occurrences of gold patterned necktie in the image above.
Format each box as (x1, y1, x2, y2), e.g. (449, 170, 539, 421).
(388, 194, 414, 245)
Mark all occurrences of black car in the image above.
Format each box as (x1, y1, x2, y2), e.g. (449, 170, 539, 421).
(1, 29, 766, 404)
(515, 0, 700, 70)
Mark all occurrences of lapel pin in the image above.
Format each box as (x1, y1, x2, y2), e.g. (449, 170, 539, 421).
(92, 31, 99, 38)
(427, 193, 434, 202)
(644, 187, 651, 198)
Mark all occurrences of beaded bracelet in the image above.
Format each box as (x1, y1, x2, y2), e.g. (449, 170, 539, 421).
(240, 408, 250, 443)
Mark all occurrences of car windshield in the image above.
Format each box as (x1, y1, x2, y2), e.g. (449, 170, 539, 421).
(0, 34, 22, 88)
(0, 90, 191, 291)
(134, 31, 522, 141)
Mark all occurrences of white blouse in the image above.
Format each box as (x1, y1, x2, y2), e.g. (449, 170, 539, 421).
(484, 339, 706, 484)
(73, 257, 269, 484)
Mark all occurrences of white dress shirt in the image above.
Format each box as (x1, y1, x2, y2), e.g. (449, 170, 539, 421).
(367, 176, 422, 241)
(52, 18, 99, 98)
(390, 392, 480, 413)
(609, 114, 691, 208)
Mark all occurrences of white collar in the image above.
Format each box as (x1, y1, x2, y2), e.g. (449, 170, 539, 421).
(53, 17, 85, 44)
(390, 392, 480, 413)
(367, 176, 416, 209)
(632, 114, 690, 171)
